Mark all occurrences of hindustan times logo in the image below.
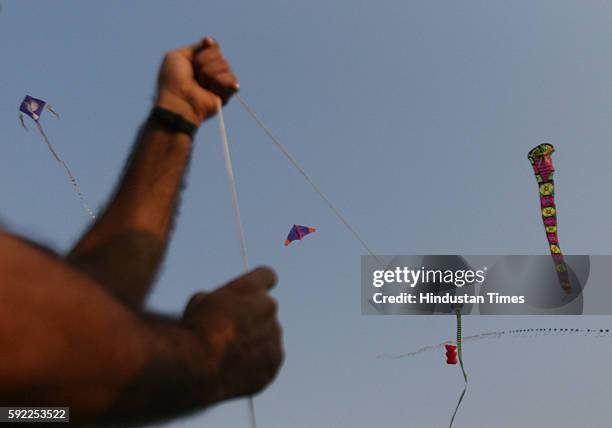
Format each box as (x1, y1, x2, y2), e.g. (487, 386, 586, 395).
(372, 266, 487, 288)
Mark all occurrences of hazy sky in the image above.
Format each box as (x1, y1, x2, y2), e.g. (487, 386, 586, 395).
(2, 1, 612, 427)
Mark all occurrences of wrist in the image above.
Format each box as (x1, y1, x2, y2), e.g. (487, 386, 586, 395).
(155, 90, 203, 126)
(148, 107, 199, 139)
(146, 315, 225, 407)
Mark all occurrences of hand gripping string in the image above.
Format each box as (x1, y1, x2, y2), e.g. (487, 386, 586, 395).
(216, 100, 257, 428)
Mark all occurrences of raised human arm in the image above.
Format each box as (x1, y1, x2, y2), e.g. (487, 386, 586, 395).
(0, 233, 282, 426)
(66, 37, 239, 307)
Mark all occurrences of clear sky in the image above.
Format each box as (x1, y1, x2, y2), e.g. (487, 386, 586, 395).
(2, 1, 612, 427)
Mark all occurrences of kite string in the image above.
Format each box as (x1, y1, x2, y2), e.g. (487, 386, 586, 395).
(35, 122, 96, 219)
(456, 312, 467, 383)
(217, 101, 249, 271)
(449, 311, 467, 428)
(235, 94, 381, 264)
(229, 92, 383, 425)
(216, 100, 256, 428)
(381, 327, 612, 360)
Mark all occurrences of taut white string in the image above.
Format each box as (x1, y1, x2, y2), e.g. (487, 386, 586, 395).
(216, 99, 257, 428)
(235, 94, 380, 263)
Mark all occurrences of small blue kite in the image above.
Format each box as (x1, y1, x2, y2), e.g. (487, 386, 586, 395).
(18, 95, 95, 219)
(284, 224, 316, 246)
(19, 95, 59, 127)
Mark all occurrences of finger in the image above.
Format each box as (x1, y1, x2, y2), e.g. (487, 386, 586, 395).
(199, 72, 239, 105)
(199, 59, 230, 76)
(265, 320, 284, 371)
(194, 45, 223, 66)
(194, 48, 240, 94)
(196, 63, 231, 91)
(201, 36, 218, 49)
(250, 324, 284, 390)
(228, 266, 278, 292)
(249, 292, 279, 318)
(184, 291, 209, 317)
(213, 70, 239, 91)
(247, 266, 278, 291)
(175, 36, 217, 60)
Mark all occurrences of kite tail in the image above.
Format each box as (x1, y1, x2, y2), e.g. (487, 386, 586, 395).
(35, 121, 61, 162)
(35, 122, 96, 219)
(449, 309, 468, 428)
(216, 100, 256, 428)
(19, 114, 28, 131)
(46, 104, 60, 118)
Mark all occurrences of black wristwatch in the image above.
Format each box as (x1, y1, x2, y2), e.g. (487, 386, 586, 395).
(148, 107, 198, 139)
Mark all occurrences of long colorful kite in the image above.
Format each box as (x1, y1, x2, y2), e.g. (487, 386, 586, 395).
(527, 143, 570, 294)
(19, 95, 95, 219)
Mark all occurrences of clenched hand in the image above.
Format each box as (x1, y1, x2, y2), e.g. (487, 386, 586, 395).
(156, 37, 239, 125)
(182, 267, 284, 400)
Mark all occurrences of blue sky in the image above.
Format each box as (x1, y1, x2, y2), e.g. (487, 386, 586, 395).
(2, 1, 612, 427)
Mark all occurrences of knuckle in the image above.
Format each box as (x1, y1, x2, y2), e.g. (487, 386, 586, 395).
(259, 296, 278, 318)
(183, 292, 209, 320)
(274, 319, 283, 338)
(187, 292, 208, 307)
(267, 342, 284, 374)
(242, 275, 257, 290)
(275, 347, 285, 368)
(194, 58, 207, 69)
(165, 50, 182, 60)
(259, 266, 278, 285)
(162, 52, 174, 65)
(259, 294, 278, 315)
(268, 297, 279, 314)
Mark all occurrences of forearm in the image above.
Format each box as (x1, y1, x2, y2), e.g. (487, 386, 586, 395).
(0, 237, 217, 425)
(67, 36, 238, 307)
(97, 315, 220, 426)
(67, 121, 194, 306)
(2, 319, 212, 426)
(3, 316, 215, 426)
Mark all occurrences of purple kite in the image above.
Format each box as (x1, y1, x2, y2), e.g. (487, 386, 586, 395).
(19, 95, 50, 122)
(284, 224, 316, 246)
(18, 95, 95, 219)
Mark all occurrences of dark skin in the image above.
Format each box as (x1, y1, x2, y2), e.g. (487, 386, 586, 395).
(0, 37, 283, 426)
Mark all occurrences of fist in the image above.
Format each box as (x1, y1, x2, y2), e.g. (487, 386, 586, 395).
(183, 267, 284, 399)
(156, 37, 239, 125)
